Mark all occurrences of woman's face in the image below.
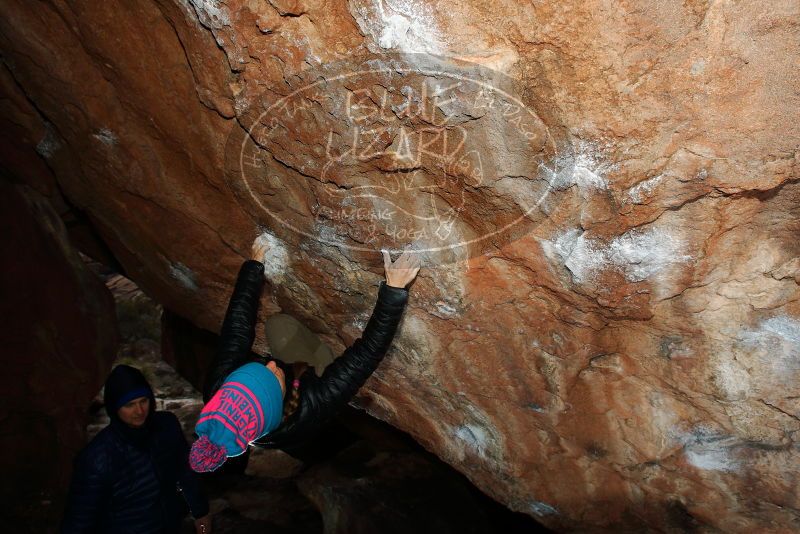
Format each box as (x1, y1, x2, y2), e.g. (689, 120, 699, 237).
(118, 396, 150, 427)
(266, 361, 286, 398)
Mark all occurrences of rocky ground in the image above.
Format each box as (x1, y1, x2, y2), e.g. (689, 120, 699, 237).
(87, 273, 546, 533)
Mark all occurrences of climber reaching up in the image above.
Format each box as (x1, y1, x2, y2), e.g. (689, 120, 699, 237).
(188, 237, 420, 472)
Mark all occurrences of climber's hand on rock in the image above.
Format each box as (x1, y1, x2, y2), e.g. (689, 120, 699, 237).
(251, 236, 269, 263)
(382, 249, 421, 289)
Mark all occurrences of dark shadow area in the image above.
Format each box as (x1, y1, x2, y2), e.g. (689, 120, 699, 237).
(0, 183, 119, 534)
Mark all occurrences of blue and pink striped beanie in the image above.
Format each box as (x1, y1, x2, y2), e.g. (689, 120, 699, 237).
(190, 362, 284, 472)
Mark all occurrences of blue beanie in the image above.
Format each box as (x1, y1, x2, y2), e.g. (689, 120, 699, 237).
(103, 365, 155, 417)
(190, 362, 283, 472)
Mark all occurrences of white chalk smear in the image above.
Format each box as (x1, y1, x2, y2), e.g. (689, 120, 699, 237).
(379, 13, 411, 49)
(713, 356, 752, 400)
(751, 316, 800, 345)
(432, 300, 458, 318)
(36, 127, 61, 158)
(351, 0, 443, 54)
(546, 139, 616, 198)
(609, 227, 692, 282)
(544, 226, 692, 284)
(92, 128, 117, 146)
(678, 427, 739, 472)
(254, 231, 290, 283)
(529, 501, 559, 517)
(169, 262, 198, 291)
(449, 401, 504, 465)
(625, 174, 663, 204)
(548, 229, 605, 284)
(454, 424, 489, 458)
(712, 316, 800, 400)
(177, 0, 230, 28)
(738, 316, 800, 376)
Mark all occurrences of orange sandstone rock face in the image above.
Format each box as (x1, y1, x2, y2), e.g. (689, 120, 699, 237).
(1, 0, 799, 530)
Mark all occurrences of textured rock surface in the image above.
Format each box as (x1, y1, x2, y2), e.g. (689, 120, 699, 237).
(1, 0, 799, 531)
(0, 183, 118, 532)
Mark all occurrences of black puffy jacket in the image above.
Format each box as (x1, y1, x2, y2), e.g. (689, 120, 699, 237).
(203, 260, 408, 450)
(62, 367, 208, 533)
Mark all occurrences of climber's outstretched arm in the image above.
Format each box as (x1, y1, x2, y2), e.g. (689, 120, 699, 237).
(258, 249, 420, 448)
(202, 240, 268, 402)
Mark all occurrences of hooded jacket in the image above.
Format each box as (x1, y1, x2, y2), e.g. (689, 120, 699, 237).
(203, 260, 408, 452)
(62, 365, 208, 534)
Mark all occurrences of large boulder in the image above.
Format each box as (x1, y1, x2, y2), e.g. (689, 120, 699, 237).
(0, 1, 798, 530)
(0, 183, 118, 532)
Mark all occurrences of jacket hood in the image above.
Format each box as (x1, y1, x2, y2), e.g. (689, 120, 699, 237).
(103, 364, 156, 419)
